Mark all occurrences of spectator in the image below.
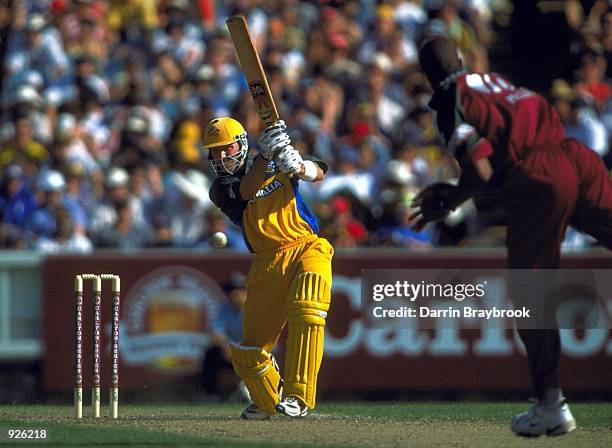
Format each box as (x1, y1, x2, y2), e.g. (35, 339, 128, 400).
(0, 2, 573, 251)
(357, 60, 408, 137)
(164, 169, 211, 247)
(0, 114, 48, 177)
(7, 13, 70, 88)
(51, 113, 100, 176)
(574, 48, 610, 111)
(161, 16, 204, 73)
(32, 207, 93, 253)
(8, 84, 52, 144)
(93, 198, 154, 249)
(565, 96, 609, 157)
(318, 149, 376, 205)
(377, 201, 434, 249)
(196, 207, 248, 251)
(358, 4, 417, 70)
(0, 164, 36, 232)
(106, 0, 159, 40)
(89, 166, 146, 237)
(190, 64, 220, 107)
(66, 14, 109, 63)
(128, 163, 164, 224)
(26, 169, 68, 239)
(319, 195, 369, 248)
(423, 1, 480, 65)
(76, 70, 111, 162)
(60, 162, 90, 234)
(201, 272, 248, 401)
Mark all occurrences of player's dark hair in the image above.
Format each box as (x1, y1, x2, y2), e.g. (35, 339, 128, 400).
(418, 37, 463, 88)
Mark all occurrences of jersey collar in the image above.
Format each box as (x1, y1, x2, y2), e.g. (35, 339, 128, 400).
(438, 68, 467, 90)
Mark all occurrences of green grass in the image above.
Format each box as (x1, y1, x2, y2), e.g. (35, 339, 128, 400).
(0, 403, 610, 447)
(0, 418, 208, 446)
(321, 402, 612, 427)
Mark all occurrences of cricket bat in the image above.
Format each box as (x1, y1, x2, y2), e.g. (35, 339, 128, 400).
(226, 15, 280, 126)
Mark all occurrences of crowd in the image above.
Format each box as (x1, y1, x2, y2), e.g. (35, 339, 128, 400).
(0, 0, 609, 252)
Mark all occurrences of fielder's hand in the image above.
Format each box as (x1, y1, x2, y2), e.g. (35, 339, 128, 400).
(275, 145, 303, 174)
(258, 120, 290, 161)
(409, 183, 456, 231)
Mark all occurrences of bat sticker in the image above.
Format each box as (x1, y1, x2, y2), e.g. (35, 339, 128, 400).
(249, 82, 266, 98)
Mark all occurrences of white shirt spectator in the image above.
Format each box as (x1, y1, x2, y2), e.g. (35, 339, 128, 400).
(33, 234, 93, 253)
(565, 107, 609, 157)
(171, 36, 204, 73)
(376, 95, 407, 134)
(89, 197, 146, 236)
(164, 170, 212, 247)
(80, 110, 111, 159)
(63, 138, 100, 174)
(7, 25, 69, 83)
(55, 113, 100, 174)
(318, 171, 375, 204)
(131, 105, 169, 143)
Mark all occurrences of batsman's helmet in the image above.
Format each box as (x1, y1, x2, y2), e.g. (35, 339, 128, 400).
(202, 117, 249, 176)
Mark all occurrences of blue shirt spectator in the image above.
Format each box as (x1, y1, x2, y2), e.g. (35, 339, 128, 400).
(26, 169, 86, 238)
(0, 165, 36, 230)
(211, 273, 246, 344)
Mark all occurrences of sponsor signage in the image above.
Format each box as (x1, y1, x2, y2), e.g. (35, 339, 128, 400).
(42, 251, 612, 392)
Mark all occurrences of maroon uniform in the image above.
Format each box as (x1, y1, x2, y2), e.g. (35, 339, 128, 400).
(430, 71, 612, 269)
(429, 71, 612, 398)
(458, 73, 564, 167)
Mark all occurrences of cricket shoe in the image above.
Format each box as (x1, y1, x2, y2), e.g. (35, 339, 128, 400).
(511, 398, 576, 437)
(275, 396, 308, 418)
(240, 403, 270, 420)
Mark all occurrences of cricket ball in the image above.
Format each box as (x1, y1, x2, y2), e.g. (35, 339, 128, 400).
(210, 231, 228, 249)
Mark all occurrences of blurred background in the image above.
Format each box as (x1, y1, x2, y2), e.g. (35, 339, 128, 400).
(0, 0, 610, 252)
(0, 0, 610, 405)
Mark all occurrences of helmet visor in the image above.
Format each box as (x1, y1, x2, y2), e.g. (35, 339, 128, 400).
(208, 134, 248, 176)
(209, 148, 247, 175)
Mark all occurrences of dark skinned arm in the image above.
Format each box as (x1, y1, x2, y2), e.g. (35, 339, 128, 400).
(446, 154, 492, 209)
(410, 154, 492, 231)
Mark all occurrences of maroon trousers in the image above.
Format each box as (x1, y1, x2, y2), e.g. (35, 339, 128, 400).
(503, 138, 612, 398)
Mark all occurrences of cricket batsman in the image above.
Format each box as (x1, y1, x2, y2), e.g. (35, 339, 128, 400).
(202, 117, 333, 419)
(412, 37, 612, 436)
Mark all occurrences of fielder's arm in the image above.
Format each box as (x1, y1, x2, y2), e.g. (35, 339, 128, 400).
(443, 121, 494, 209)
(409, 144, 491, 231)
(445, 154, 491, 209)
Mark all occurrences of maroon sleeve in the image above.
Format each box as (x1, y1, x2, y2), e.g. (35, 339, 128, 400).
(444, 84, 494, 162)
(458, 79, 497, 141)
(466, 138, 494, 162)
(456, 73, 566, 164)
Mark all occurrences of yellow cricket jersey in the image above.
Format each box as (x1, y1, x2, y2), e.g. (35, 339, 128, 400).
(209, 157, 326, 253)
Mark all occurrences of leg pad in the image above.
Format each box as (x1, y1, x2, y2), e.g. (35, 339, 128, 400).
(284, 272, 331, 409)
(229, 344, 282, 415)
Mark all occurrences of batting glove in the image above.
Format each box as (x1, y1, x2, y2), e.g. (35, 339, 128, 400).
(274, 145, 303, 174)
(258, 120, 291, 161)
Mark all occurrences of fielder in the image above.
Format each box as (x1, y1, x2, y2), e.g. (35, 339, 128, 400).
(202, 117, 333, 419)
(413, 37, 612, 437)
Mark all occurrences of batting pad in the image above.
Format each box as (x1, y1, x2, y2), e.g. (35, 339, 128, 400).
(284, 272, 331, 409)
(229, 344, 282, 415)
